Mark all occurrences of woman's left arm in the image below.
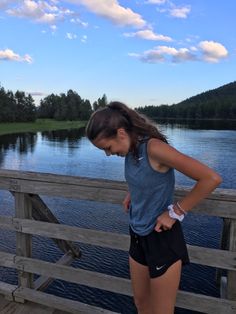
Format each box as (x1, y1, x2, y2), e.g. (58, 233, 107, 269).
(149, 139, 222, 213)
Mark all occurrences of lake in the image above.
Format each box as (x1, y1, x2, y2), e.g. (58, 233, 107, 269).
(0, 121, 235, 313)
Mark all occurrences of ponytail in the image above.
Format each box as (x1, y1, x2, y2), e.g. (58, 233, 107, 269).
(86, 101, 168, 156)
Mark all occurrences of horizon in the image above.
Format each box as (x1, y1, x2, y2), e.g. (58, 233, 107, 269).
(1, 1, 235, 108)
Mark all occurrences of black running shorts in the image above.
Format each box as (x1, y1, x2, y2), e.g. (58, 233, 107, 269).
(129, 221, 189, 278)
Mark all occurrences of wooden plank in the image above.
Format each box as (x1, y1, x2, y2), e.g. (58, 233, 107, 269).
(34, 252, 75, 291)
(13, 255, 133, 297)
(0, 169, 235, 218)
(0, 282, 17, 300)
(29, 194, 81, 258)
(0, 169, 235, 201)
(227, 219, 236, 300)
(0, 251, 15, 268)
(0, 219, 236, 271)
(216, 218, 230, 289)
(9, 285, 236, 314)
(14, 287, 120, 314)
(176, 290, 236, 314)
(0, 296, 54, 314)
(14, 192, 33, 289)
(0, 270, 236, 313)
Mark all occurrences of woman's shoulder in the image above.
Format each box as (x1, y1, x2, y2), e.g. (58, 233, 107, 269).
(147, 137, 170, 153)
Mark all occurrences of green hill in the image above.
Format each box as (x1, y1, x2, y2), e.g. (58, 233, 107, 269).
(137, 81, 236, 120)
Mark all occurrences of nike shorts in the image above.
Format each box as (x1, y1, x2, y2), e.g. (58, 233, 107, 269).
(129, 221, 189, 278)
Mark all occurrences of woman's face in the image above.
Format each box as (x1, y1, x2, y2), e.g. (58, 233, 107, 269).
(92, 128, 131, 157)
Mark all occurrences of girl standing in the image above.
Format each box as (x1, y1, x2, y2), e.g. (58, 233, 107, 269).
(86, 101, 222, 314)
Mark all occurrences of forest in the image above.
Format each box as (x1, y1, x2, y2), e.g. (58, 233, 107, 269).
(0, 86, 107, 122)
(0, 86, 36, 122)
(0, 81, 235, 122)
(137, 81, 236, 120)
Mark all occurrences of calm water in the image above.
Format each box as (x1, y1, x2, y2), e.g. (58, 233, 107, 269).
(0, 122, 235, 314)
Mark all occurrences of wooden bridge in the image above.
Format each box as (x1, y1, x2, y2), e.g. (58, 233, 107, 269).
(0, 169, 235, 313)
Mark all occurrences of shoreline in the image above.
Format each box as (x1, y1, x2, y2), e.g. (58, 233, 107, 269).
(0, 119, 87, 136)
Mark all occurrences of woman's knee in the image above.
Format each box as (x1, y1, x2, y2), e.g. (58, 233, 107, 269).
(133, 293, 151, 313)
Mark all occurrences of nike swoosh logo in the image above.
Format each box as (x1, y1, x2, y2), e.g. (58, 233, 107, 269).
(156, 264, 166, 271)
(138, 157, 144, 161)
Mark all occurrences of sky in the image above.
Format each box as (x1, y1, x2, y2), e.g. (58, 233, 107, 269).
(0, 0, 235, 108)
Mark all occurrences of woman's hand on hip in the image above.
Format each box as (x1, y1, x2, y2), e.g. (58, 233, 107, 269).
(155, 211, 176, 232)
(123, 192, 131, 213)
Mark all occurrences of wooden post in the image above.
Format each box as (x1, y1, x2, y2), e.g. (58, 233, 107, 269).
(227, 219, 236, 300)
(15, 192, 33, 291)
(216, 218, 230, 289)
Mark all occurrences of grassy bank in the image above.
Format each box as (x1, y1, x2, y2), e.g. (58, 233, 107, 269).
(0, 119, 87, 136)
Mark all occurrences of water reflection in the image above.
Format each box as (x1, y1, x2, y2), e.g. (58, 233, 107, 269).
(0, 132, 37, 154)
(0, 128, 86, 167)
(155, 119, 236, 130)
(41, 127, 85, 143)
(0, 132, 37, 167)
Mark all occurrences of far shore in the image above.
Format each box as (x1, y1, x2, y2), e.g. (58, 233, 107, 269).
(0, 119, 87, 136)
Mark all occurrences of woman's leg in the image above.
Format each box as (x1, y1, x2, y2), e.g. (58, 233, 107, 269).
(129, 256, 152, 314)
(150, 260, 182, 314)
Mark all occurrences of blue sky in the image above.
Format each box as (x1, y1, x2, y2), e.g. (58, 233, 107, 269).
(0, 0, 235, 108)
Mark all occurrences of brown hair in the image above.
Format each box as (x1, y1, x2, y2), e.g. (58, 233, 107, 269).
(86, 101, 168, 156)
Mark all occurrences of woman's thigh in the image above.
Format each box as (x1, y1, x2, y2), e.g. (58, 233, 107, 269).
(129, 256, 151, 308)
(150, 260, 182, 314)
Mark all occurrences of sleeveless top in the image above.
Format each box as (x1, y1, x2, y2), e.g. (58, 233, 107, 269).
(125, 139, 175, 236)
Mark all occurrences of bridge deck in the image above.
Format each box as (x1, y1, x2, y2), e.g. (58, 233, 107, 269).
(0, 294, 69, 314)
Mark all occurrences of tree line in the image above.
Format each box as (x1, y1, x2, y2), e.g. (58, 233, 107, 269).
(38, 90, 108, 120)
(137, 81, 236, 120)
(0, 85, 108, 122)
(0, 86, 36, 122)
(1, 81, 235, 122)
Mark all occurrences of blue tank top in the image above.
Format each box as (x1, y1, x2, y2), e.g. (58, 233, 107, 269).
(125, 139, 175, 236)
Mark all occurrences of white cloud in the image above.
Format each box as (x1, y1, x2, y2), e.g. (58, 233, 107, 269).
(67, 0, 146, 28)
(124, 29, 172, 42)
(129, 41, 228, 64)
(6, 0, 74, 24)
(70, 17, 88, 27)
(142, 46, 196, 63)
(170, 6, 191, 18)
(198, 41, 228, 63)
(66, 32, 77, 39)
(146, 0, 167, 4)
(81, 34, 87, 43)
(27, 91, 47, 96)
(0, 48, 33, 63)
(50, 24, 57, 31)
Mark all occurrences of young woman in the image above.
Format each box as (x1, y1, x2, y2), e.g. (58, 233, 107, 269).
(86, 101, 222, 314)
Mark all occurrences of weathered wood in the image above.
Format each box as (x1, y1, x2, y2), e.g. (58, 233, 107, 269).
(34, 251, 75, 291)
(28, 194, 81, 258)
(1, 285, 235, 314)
(176, 290, 236, 314)
(0, 218, 236, 271)
(0, 169, 235, 218)
(14, 255, 133, 296)
(0, 294, 54, 314)
(14, 287, 120, 314)
(227, 219, 236, 300)
(14, 192, 33, 290)
(216, 218, 230, 289)
(0, 282, 17, 301)
(0, 169, 235, 313)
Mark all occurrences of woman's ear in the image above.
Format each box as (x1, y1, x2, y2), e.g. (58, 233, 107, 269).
(117, 128, 127, 138)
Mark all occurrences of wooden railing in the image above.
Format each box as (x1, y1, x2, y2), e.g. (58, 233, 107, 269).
(0, 169, 236, 313)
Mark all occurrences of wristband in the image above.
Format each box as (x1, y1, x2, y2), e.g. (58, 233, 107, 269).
(168, 204, 185, 222)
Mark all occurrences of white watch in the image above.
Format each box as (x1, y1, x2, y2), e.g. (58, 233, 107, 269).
(168, 204, 185, 222)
